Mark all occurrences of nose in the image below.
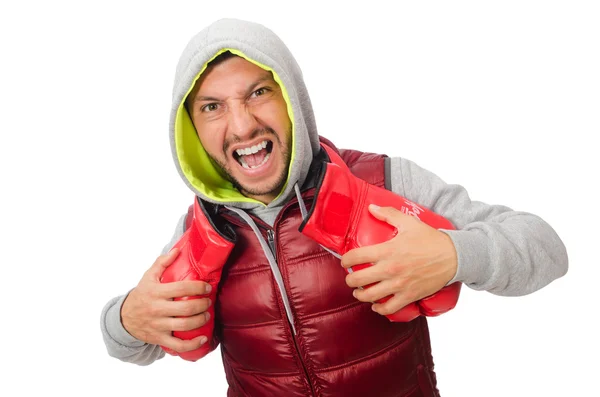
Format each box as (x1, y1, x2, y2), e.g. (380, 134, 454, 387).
(228, 102, 259, 139)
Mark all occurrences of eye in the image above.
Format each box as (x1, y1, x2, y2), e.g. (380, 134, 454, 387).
(251, 87, 271, 98)
(201, 103, 219, 113)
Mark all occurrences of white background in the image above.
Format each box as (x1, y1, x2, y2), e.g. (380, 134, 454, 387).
(1, 1, 598, 396)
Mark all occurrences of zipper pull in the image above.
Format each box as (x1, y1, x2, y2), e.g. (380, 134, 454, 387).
(267, 230, 277, 260)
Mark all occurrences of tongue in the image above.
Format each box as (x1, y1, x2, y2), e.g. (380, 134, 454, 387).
(242, 148, 268, 168)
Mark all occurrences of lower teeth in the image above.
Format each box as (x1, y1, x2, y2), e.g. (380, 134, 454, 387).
(240, 153, 270, 170)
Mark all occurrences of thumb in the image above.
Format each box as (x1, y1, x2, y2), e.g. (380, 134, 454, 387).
(147, 247, 181, 280)
(368, 204, 410, 229)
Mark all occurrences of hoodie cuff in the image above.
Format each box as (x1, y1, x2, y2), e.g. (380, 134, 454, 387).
(105, 294, 146, 348)
(439, 229, 492, 289)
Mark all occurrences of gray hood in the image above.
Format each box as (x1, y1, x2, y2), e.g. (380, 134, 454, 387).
(169, 18, 320, 210)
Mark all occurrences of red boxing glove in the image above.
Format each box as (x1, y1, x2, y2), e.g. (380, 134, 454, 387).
(299, 145, 461, 322)
(160, 198, 235, 361)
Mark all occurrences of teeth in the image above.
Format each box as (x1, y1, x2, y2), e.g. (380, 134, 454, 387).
(235, 140, 268, 157)
(249, 153, 270, 169)
(240, 152, 270, 170)
(262, 152, 270, 165)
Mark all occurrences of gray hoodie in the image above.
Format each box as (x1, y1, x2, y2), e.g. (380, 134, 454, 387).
(101, 18, 568, 366)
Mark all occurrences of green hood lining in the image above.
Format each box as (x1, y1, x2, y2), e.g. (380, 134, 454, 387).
(174, 49, 296, 205)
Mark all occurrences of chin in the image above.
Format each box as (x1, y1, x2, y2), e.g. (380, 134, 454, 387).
(236, 173, 287, 199)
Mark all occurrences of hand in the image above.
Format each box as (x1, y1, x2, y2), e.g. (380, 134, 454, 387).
(341, 205, 458, 317)
(121, 248, 213, 353)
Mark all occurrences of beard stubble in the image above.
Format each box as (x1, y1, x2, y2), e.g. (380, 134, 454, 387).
(206, 127, 292, 199)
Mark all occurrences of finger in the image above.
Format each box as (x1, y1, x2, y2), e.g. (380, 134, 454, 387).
(161, 334, 208, 353)
(371, 292, 417, 316)
(158, 280, 213, 300)
(352, 278, 404, 303)
(345, 263, 392, 288)
(169, 312, 211, 332)
(341, 243, 389, 268)
(368, 204, 412, 229)
(146, 247, 181, 280)
(166, 298, 212, 317)
(146, 297, 212, 317)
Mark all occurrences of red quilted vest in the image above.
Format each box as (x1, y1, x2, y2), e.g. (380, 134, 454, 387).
(195, 139, 440, 397)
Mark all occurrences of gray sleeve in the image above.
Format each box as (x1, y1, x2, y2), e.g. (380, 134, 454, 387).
(100, 212, 188, 365)
(387, 157, 568, 296)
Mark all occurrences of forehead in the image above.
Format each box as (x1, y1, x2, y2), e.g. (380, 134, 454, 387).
(194, 56, 274, 96)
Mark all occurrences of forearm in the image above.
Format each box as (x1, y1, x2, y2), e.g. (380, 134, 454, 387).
(100, 213, 189, 365)
(388, 157, 568, 296)
(100, 294, 165, 365)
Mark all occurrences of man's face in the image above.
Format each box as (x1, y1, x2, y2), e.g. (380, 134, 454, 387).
(188, 56, 292, 204)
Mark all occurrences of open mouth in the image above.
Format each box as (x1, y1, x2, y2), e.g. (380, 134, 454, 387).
(232, 140, 274, 169)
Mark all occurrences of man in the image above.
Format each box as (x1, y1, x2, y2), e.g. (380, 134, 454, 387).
(101, 18, 568, 396)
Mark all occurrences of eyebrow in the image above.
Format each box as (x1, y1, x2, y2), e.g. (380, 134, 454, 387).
(193, 72, 275, 102)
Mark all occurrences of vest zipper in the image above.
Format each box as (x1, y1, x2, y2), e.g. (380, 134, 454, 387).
(269, 222, 317, 397)
(221, 195, 318, 396)
(266, 230, 277, 261)
(271, 202, 318, 397)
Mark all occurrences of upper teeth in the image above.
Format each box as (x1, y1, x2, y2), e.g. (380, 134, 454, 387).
(235, 140, 268, 156)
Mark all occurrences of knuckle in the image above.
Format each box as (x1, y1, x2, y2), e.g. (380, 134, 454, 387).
(190, 299, 208, 315)
(177, 314, 209, 331)
(371, 290, 388, 304)
(341, 252, 355, 266)
(365, 286, 383, 302)
(392, 276, 408, 290)
(358, 289, 372, 302)
(172, 283, 188, 298)
(187, 281, 208, 297)
(403, 287, 419, 304)
(149, 319, 163, 333)
(384, 261, 402, 277)
(169, 317, 184, 331)
(197, 298, 211, 313)
(182, 302, 198, 317)
(186, 337, 206, 351)
(181, 283, 200, 299)
(345, 274, 356, 288)
(182, 316, 201, 331)
(379, 304, 395, 315)
(383, 266, 395, 278)
(177, 341, 196, 353)
(172, 339, 188, 352)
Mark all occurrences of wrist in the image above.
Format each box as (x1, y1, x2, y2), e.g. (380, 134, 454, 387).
(106, 293, 145, 347)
